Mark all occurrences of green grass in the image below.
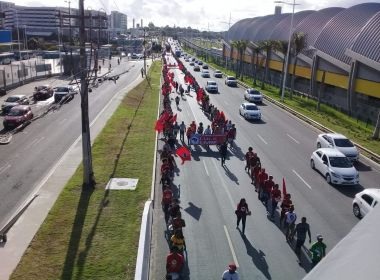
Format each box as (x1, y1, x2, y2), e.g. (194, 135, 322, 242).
(11, 61, 161, 280)
(183, 46, 380, 155)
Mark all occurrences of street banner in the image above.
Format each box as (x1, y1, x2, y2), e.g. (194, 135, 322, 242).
(189, 134, 226, 145)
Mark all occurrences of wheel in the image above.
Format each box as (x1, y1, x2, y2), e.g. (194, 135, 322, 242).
(317, 142, 321, 149)
(244, 113, 248, 120)
(326, 173, 331, 184)
(353, 204, 362, 218)
(310, 159, 315, 170)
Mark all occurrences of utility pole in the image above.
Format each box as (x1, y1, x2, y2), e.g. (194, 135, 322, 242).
(143, 28, 146, 77)
(79, 0, 95, 189)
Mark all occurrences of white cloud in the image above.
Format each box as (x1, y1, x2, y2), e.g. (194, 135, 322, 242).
(12, 0, 380, 31)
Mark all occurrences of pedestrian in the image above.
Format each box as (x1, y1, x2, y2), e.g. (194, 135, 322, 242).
(291, 217, 311, 257)
(235, 198, 250, 234)
(186, 126, 193, 146)
(166, 247, 185, 278)
(222, 263, 240, 280)
(187, 83, 191, 93)
(310, 234, 326, 267)
(258, 168, 268, 200)
(245, 147, 254, 172)
(175, 95, 180, 108)
(179, 121, 186, 142)
(270, 184, 281, 220)
(175, 81, 179, 93)
(280, 194, 293, 228)
(220, 141, 228, 166)
(204, 125, 212, 135)
(284, 205, 297, 242)
(172, 122, 180, 139)
(251, 161, 261, 186)
(141, 67, 144, 78)
(197, 122, 204, 134)
(262, 175, 275, 209)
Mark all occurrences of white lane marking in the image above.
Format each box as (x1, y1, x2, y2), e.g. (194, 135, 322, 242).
(292, 169, 312, 190)
(203, 161, 209, 176)
(257, 134, 268, 145)
(212, 160, 235, 209)
(224, 225, 240, 268)
(34, 136, 45, 146)
(0, 163, 11, 175)
(287, 133, 300, 144)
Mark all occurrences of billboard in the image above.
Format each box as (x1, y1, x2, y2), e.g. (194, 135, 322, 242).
(0, 30, 12, 44)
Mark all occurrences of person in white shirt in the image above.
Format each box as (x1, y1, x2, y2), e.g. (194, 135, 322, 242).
(222, 263, 240, 280)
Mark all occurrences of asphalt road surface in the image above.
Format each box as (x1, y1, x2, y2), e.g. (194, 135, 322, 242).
(0, 58, 144, 228)
(150, 53, 380, 279)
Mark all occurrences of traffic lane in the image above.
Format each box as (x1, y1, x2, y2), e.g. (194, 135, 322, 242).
(0, 61, 142, 226)
(167, 68, 307, 279)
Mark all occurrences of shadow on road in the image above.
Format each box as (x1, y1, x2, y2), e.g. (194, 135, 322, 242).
(184, 202, 202, 221)
(239, 230, 272, 280)
(354, 161, 372, 172)
(223, 164, 239, 185)
(229, 144, 245, 161)
(334, 183, 364, 198)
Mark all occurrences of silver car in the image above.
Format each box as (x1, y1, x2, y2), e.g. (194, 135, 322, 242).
(244, 88, 263, 103)
(316, 133, 359, 162)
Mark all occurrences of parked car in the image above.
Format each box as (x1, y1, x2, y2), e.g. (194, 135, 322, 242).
(189, 61, 195, 66)
(198, 61, 204, 65)
(54, 85, 79, 103)
(352, 188, 380, 218)
(239, 102, 261, 120)
(316, 133, 359, 162)
(310, 148, 359, 185)
(214, 70, 223, 78)
(202, 64, 209, 69)
(33, 85, 54, 101)
(185, 58, 190, 62)
(1, 95, 29, 113)
(3, 105, 33, 129)
(244, 88, 263, 103)
(201, 70, 210, 78)
(225, 76, 237, 87)
(193, 65, 201, 71)
(206, 81, 218, 93)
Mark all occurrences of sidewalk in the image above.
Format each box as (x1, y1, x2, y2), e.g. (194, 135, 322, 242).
(0, 69, 143, 280)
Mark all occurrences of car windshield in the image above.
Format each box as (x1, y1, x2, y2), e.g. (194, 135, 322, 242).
(215, 70, 221, 73)
(208, 82, 216, 85)
(5, 96, 20, 102)
(246, 105, 258, 111)
(334, 138, 354, 147)
(55, 87, 69, 92)
(228, 77, 236, 80)
(248, 89, 261, 95)
(329, 156, 353, 168)
(8, 108, 24, 116)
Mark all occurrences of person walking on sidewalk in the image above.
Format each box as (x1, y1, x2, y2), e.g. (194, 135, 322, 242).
(270, 184, 281, 220)
(310, 234, 326, 267)
(220, 141, 228, 166)
(235, 198, 250, 234)
(179, 121, 186, 142)
(284, 205, 297, 242)
(291, 217, 311, 257)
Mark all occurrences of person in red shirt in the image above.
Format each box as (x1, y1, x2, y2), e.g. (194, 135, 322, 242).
(252, 163, 261, 189)
(190, 121, 197, 134)
(235, 198, 251, 234)
(161, 159, 170, 175)
(162, 187, 173, 223)
(166, 247, 184, 275)
(258, 168, 268, 200)
(226, 124, 236, 148)
(262, 175, 275, 209)
(270, 184, 282, 220)
(280, 193, 293, 228)
(245, 147, 254, 172)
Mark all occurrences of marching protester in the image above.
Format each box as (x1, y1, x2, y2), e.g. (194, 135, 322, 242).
(172, 122, 180, 139)
(220, 141, 228, 166)
(310, 234, 326, 267)
(284, 205, 297, 242)
(222, 263, 240, 280)
(280, 194, 293, 228)
(245, 147, 254, 172)
(270, 184, 282, 220)
(291, 217, 311, 257)
(235, 198, 251, 234)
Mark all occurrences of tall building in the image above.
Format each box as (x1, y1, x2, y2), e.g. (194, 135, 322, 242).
(133, 18, 135, 29)
(109, 10, 127, 37)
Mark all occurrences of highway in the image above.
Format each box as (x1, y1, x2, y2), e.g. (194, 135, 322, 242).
(0, 58, 144, 229)
(150, 52, 380, 279)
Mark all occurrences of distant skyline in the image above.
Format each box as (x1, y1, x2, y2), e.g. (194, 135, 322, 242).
(9, 0, 380, 31)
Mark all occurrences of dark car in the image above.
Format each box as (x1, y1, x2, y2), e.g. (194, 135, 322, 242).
(193, 65, 201, 71)
(33, 85, 54, 101)
(1, 95, 29, 114)
(198, 61, 204, 66)
(202, 64, 209, 69)
(3, 105, 33, 130)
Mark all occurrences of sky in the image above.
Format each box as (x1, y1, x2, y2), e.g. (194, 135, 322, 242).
(11, 0, 380, 31)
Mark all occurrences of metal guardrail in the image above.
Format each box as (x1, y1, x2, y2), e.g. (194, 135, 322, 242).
(235, 79, 380, 164)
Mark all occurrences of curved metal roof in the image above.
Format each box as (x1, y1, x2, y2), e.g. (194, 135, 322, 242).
(294, 7, 344, 48)
(350, 11, 380, 63)
(314, 3, 380, 65)
(240, 17, 267, 41)
(227, 18, 253, 41)
(246, 14, 290, 41)
(269, 10, 314, 40)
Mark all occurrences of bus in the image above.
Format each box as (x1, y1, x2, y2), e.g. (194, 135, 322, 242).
(14, 50, 35, 60)
(0, 52, 15, 65)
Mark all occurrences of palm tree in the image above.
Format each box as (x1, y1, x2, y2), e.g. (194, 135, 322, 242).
(275, 40, 289, 96)
(373, 110, 380, 139)
(248, 43, 261, 86)
(258, 40, 276, 89)
(231, 40, 248, 79)
(290, 32, 306, 98)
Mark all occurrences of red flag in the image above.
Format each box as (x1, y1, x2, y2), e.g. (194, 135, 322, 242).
(170, 113, 177, 124)
(155, 120, 164, 132)
(159, 111, 170, 123)
(282, 177, 287, 197)
(176, 146, 191, 164)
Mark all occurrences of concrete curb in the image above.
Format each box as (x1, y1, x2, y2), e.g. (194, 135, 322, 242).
(235, 79, 380, 164)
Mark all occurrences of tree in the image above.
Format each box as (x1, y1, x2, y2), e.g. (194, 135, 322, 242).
(248, 44, 261, 86)
(258, 40, 276, 89)
(231, 40, 248, 79)
(27, 38, 39, 50)
(290, 32, 306, 98)
(373, 110, 380, 139)
(275, 40, 289, 96)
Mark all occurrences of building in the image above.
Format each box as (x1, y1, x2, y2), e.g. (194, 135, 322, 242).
(109, 10, 127, 37)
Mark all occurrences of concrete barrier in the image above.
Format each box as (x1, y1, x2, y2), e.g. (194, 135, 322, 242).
(134, 200, 153, 280)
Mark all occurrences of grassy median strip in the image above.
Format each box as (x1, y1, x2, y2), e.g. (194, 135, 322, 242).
(11, 61, 161, 280)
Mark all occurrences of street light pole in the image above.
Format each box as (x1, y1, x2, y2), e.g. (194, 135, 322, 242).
(279, 0, 297, 102)
(79, 0, 95, 189)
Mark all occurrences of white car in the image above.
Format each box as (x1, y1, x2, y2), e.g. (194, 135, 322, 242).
(214, 70, 223, 78)
(54, 85, 79, 103)
(206, 81, 218, 93)
(239, 102, 261, 120)
(310, 148, 359, 185)
(352, 189, 380, 218)
(225, 76, 237, 87)
(244, 88, 263, 103)
(316, 133, 359, 162)
(201, 70, 210, 78)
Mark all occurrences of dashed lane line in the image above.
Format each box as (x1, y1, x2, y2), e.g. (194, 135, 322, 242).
(292, 169, 312, 190)
(257, 134, 268, 145)
(224, 225, 240, 268)
(287, 133, 300, 144)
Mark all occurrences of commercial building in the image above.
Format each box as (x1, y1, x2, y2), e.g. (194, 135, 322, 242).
(109, 11, 127, 37)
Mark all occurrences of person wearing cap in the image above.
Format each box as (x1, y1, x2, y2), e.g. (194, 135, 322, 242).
(310, 234, 326, 266)
(222, 263, 240, 280)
